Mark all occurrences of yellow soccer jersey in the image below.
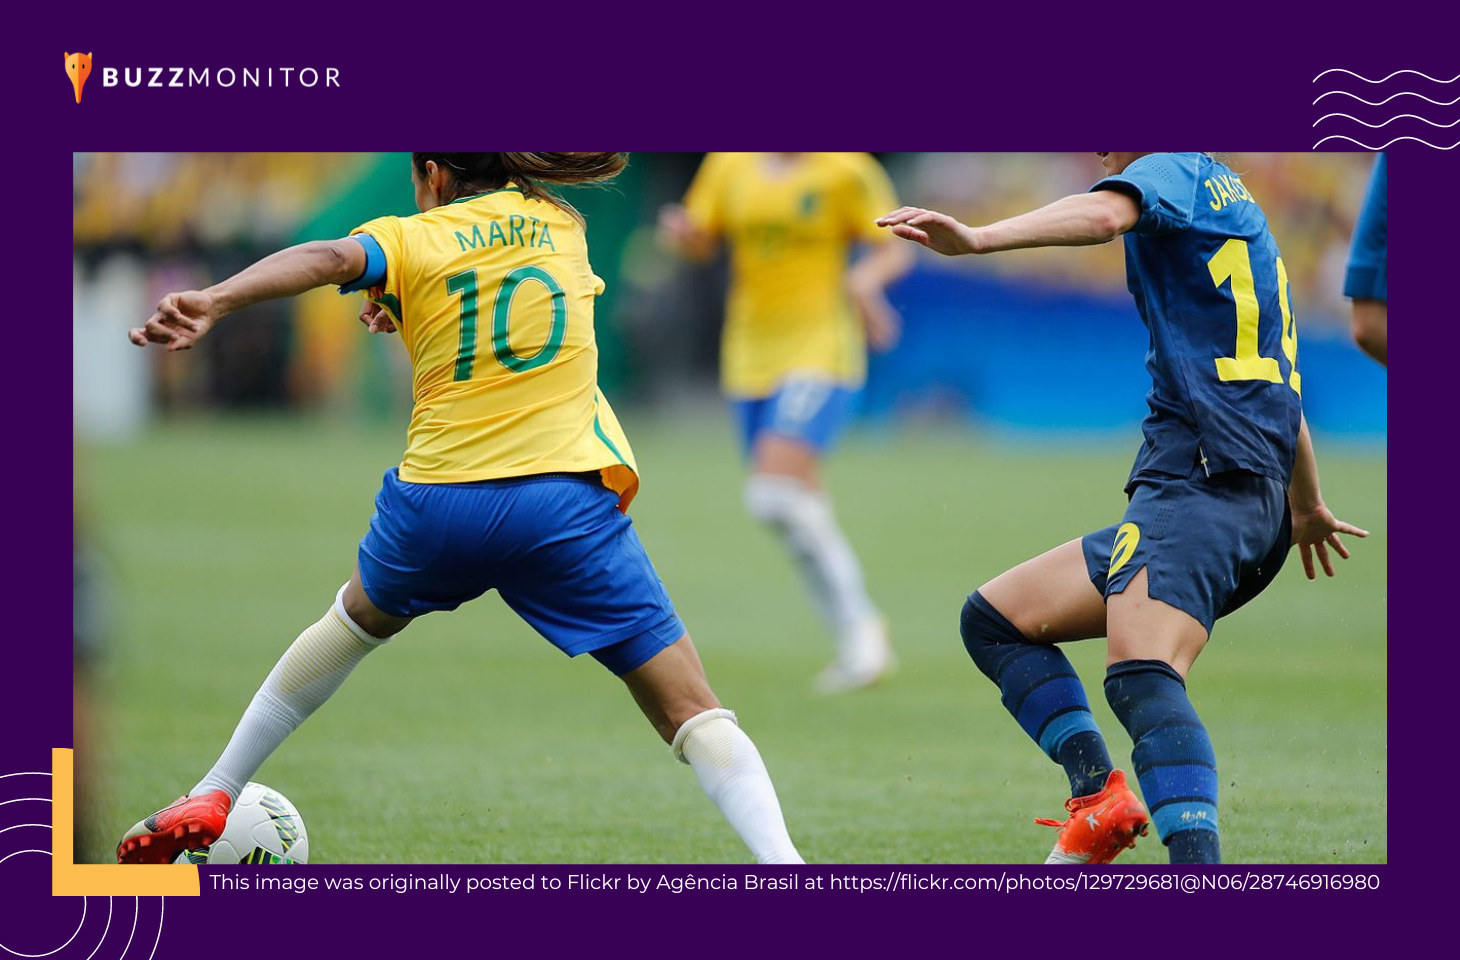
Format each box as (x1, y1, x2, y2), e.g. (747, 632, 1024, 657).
(683, 152, 898, 398)
(352, 187, 639, 509)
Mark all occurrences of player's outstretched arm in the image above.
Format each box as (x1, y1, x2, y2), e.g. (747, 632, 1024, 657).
(127, 239, 368, 351)
(1350, 299, 1387, 366)
(849, 240, 914, 351)
(876, 191, 1141, 256)
(1288, 413, 1369, 579)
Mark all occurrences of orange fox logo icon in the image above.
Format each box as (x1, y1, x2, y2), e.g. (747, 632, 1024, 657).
(66, 52, 93, 103)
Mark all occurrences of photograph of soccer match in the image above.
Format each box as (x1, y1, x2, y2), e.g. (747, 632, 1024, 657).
(72, 152, 1386, 865)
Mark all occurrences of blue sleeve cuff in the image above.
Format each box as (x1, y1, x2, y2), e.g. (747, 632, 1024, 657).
(1090, 154, 1198, 236)
(1091, 175, 1149, 223)
(1090, 175, 1166, 234)
(1345, 155, 1387, 301)
(338, 235, 387, 294)
(1344, 264, 1387, 302)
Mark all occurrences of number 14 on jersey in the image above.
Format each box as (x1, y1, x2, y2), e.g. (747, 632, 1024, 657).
(1207, 238, 1301, 396)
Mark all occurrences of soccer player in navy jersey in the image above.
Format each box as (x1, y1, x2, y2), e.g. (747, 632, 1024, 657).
(878, 153, 1368, 864)
(1346, 154, 1387, 366)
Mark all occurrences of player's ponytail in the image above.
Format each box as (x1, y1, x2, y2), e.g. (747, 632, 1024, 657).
(412, 152, 627, 226)
(500, 153, 626, 226)
(498, 153, 627, 187)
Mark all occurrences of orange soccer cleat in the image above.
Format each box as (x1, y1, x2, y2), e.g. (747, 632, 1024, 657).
(1036, 769, 1150, 864)
(116, 790, 232, 864)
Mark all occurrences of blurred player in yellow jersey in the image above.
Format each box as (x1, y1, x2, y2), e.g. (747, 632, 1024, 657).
(661, 153, 912, 692)
(117, 153, 802, 865)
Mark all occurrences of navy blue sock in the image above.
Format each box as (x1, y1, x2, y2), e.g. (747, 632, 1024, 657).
(961, 592, 1111, 798)
(1104, 659, 1221, 864)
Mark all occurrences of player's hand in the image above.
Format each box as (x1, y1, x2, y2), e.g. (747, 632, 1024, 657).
(359, 300, 396, 335)
(853, 285, 902, 352)
(658, 203, 715, 259)
(875, 207, 979, 256)
(658, 204, 696, 247)
(127, 291, 219, 351)
(1289, 502, 1369, 579)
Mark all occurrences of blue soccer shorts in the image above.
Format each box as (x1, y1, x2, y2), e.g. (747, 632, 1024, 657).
(1082, 471, 1292, 636)
(730, 376, 858, 457)
(357, 469, 685, 675)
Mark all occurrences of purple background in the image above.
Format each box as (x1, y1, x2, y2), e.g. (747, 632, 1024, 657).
(18, 2, 1433, 953)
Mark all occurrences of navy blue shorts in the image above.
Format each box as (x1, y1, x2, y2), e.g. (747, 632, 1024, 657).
(730, 377, 858, 457)
(358, 469, 685, 675)
(1082, 472, 1291, 635)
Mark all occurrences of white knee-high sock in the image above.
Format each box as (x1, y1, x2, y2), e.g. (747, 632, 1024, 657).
(191, 586, 388, 800)
(744, 474, 877, 633)
(673, 708, 803, 864)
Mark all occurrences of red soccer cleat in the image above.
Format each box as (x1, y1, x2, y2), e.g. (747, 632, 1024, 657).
(1036, 769, 1150, 864)
(116, 790, 231, 864)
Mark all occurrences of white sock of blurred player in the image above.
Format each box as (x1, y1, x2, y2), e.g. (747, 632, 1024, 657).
(673, 708, 803, 864)
(743, 473, 891, 691)
(191, 584, 388, 800)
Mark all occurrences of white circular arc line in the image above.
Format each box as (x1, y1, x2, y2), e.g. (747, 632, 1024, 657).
(0, 850, 86, 958)
(0, 768, 164, 958)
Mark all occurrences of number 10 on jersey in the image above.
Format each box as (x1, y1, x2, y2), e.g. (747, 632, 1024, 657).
(446, 265, 568, 382)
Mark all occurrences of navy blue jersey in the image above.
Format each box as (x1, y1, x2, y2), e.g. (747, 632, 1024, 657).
(1091, 153, 1302, 490)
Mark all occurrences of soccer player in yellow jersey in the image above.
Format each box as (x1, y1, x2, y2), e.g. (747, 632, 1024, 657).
(661, 153, 912, 692)
(117, 153, 803, 865)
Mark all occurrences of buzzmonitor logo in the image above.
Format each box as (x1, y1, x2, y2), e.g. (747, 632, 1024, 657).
(63, 52, 339, 103)
(66, 52, 93, 103)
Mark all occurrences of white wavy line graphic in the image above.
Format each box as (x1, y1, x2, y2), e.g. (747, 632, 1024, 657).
(1313, 90, 1460, 106)
(1312, 134, 1460, 150)
(1313, 68, 1460, 84)
(1314, 112, 1460, 128)
(0, 773, 50, 780)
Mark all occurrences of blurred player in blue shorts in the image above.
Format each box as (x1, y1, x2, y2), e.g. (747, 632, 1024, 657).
(661, 154, 912, 692)
(1346, 153, 1387, 365)
(880, 153, 1368, 864)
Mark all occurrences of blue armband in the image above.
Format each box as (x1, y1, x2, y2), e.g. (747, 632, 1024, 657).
(338, 234, 387, 294)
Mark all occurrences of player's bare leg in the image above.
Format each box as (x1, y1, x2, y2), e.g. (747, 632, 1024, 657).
(1104, 567, 1220, 863)
(341, 569, 414, 640)
(621, 634, 804, 864)
(118, 566, 402, 863)
(965, 539, 1148, 864)
(621, 633, 721, 742)
(1105, 567, 1208, 676)
(978, 539, 1108, 643)
(746, 434, 890, 693)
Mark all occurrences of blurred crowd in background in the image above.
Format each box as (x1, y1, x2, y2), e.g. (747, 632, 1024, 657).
(73, 152, 1385, 442)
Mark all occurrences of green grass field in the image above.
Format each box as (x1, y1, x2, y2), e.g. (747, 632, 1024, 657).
(76, 415, 1386, 864)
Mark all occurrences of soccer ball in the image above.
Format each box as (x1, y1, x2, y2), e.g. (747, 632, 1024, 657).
(173, 782, 309, 864)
